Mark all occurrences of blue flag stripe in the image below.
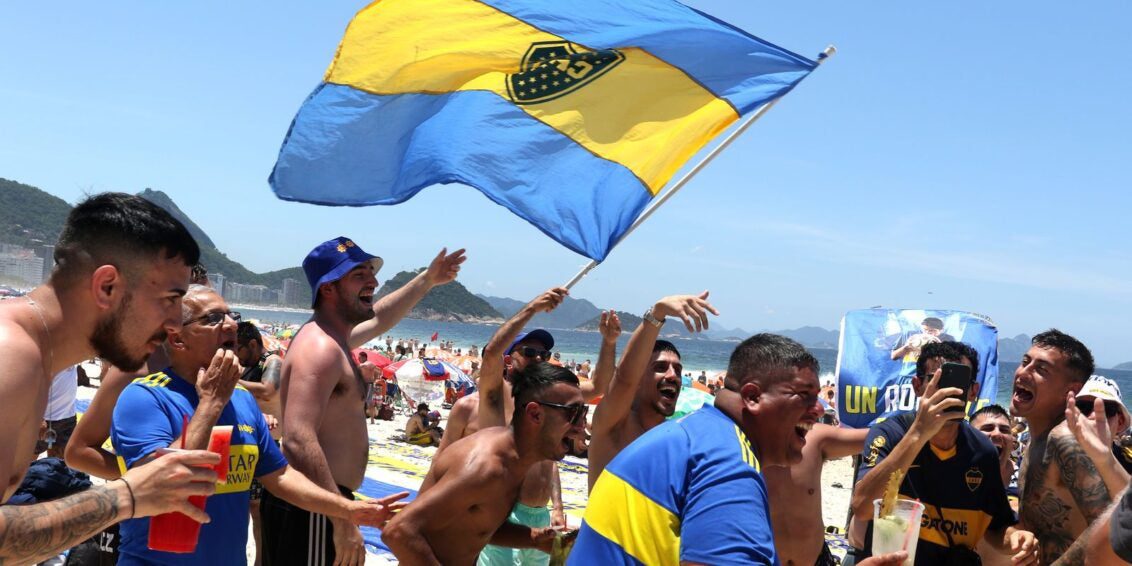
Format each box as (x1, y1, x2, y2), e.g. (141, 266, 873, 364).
(479, 0, 817, 114)
(270, 84, 652, 260)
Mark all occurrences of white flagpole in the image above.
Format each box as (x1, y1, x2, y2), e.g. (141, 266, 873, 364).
(562, 45, 837, 290)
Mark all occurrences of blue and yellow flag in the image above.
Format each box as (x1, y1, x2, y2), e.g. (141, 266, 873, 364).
(270, 0, 816, 260)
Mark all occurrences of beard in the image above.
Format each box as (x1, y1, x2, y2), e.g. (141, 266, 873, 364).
(90, 294, 165, 371)
(336, 294, 375, 326)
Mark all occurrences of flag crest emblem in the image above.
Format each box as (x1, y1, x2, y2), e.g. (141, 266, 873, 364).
(506, 41, 625, 105)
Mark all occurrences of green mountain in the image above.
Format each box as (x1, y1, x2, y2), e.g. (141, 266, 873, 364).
(0, 179, 311, 305)
(0, 178, 71, 247)
(379, 269, 502, 322)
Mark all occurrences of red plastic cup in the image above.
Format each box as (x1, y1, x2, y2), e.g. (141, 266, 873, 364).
(208, 426, 233, 483)
(148, 448, 208, 553)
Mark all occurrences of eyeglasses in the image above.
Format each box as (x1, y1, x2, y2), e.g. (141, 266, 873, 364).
(183, 310, 241, 327)
(536, 401, 588, 425)
(1077, 399, 1122, 419)
(515, 347, 552, 360)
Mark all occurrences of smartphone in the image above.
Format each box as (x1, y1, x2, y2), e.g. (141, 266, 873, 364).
(937, 362, 972, 414)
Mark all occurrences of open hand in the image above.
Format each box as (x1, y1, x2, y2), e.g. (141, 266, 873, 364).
(331, 522, 366, 566)
(1007, 528, 1039, 565)
(424, 248, 467, 287)
(1065, 392, 1113, 466)
(348, 492, 410, 529)
(652, 291, 720, 333)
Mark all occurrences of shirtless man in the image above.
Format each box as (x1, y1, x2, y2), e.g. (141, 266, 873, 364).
(0, 193, 221, 564)
(382, 363, 587, 564)
(406, 403, 442, 447)
(587, 291, 718, 490)
(436, 290, 619, 563)
(1012, 330, 1110, 562)
(264, 237, 464, 566)
(236, 321, 284, 431)
(765, 423, 868, 565)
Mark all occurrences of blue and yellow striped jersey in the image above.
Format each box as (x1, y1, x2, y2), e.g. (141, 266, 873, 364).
(569, 404, 776, 565)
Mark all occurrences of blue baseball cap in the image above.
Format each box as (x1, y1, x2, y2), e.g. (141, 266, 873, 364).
(507, 329, 555, 355)
(302, 237, 383, 308)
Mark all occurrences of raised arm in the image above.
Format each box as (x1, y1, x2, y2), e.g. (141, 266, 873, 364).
(238, 355, 281, 402)
(180, 349, 242, 451)
(65, 365, 138, 479)
(435, 397, 473, 455)
(1065, 393, 1130, 498)
(478, 288, 567, 429)
(580, 311, 620, 402)
(591, 293, 716, 435)
(349, 248, 466, 348)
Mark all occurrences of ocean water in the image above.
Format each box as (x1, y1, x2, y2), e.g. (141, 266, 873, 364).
(241, 308, 1132, 406)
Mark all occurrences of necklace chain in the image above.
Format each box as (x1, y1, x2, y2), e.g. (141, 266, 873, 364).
(26, 297, 55, 373)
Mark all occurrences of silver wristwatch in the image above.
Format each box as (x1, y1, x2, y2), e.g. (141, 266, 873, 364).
(642, 307, 664, 328)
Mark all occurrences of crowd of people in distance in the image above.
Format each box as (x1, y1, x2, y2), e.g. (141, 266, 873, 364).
(2, 192, 1131, 565)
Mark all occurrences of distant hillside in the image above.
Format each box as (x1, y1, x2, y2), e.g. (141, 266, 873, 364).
(381, 269, 502, 322)
(998, 334, 1031, 363)
(0, 179, 312, 304)
(478, 294, 602, 329)
(774, 326, 840, 349)
(0, 178, 71, 247)
(1115, 362, 1132, 371)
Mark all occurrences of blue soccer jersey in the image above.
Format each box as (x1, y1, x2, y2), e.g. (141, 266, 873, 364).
(569, 404, 777, 565)
(111, 369, 287, 565)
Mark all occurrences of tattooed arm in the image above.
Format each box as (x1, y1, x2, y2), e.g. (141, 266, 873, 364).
(0, 481, 130, 564)
(1050, 496, 1120, 566)
(1037, 430, 1115, 561)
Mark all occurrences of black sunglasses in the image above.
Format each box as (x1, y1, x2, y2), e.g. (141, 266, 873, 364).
(515, 346, 552, 360)
(537, 401, 588, 425)
(1077, 399, 1121, 419)
(184, 310, 241, 327)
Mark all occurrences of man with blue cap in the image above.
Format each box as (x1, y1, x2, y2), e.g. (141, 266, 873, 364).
(262, 236, 464, 566)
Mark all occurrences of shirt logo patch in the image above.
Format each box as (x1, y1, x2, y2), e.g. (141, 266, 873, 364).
(238, 424, 255, 434)
(965, 468, 983, 492)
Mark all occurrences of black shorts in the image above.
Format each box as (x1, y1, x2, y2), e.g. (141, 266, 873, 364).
(816, 540, 838, 566)
(261, 484, 356, 566)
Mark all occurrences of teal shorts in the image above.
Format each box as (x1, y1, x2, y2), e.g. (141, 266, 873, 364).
(478, 502, 552, 566)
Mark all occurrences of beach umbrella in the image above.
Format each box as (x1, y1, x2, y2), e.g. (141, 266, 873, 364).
(383, 358, 448, 406)
(670, 387, 715, 420)
(352, 348, 391, 368)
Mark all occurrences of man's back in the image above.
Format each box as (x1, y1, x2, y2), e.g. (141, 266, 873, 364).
(572, 405, 775, 565)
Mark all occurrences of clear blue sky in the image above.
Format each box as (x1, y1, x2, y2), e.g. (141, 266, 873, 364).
(2, 2, 1129, 365)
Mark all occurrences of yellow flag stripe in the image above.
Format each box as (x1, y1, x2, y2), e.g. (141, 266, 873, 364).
(327, 0, 738, 195)
(585, 471, 680, 565)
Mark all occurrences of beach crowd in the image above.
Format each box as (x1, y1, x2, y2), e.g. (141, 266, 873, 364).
(1, 193, 1131, 565)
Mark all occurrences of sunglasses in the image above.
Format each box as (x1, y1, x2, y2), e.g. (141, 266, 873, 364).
(184, 310, 241, 327)
(515, 346, 552, 360)
(537, 401, 589, 425)
(1077, 399, 1122, 419)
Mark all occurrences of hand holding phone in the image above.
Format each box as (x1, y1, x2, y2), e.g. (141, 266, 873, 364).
(937, 362, 973, 414)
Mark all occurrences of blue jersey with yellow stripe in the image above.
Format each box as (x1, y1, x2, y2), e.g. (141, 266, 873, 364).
(111, 368, 288, 565)
(569, 404, 776, 565)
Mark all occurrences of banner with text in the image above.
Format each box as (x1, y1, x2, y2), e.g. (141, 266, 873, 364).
(835, 308, 998, 429)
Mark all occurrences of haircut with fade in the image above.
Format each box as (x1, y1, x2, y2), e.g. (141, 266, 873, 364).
(237, 321, 262, 347)
(725, 333, 819, 390)
(971, 404, 1010, 424)
(653, 339, 681, 359)
(916, 341, 981, 380)
(53, 192, 200, 285)
(511, 362, 580, 416)
(1032, 329, 1094, 383)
